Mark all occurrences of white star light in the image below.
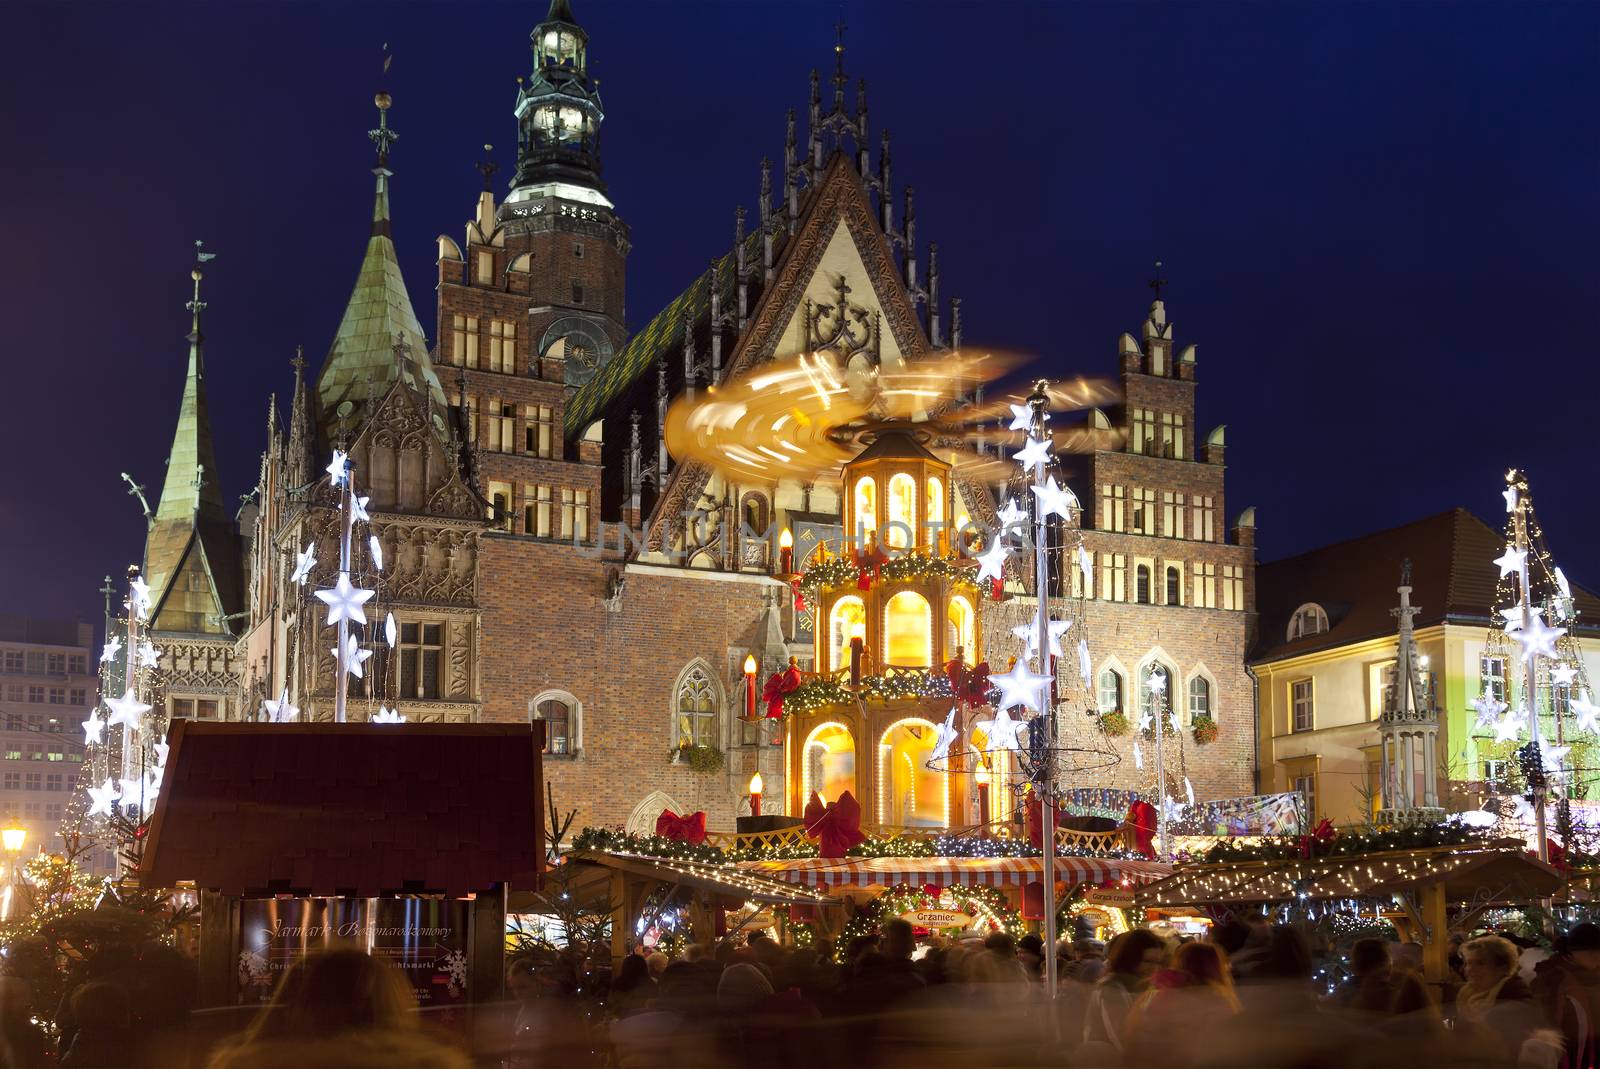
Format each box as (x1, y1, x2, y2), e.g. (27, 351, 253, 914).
(1137, 710, 1154, 733)
(315, 572, 375, 626)
(982, 708, 1027, 752)
(1030, 476, 1078, 521)
(1146, 669, 1168, 695)
(372, 707, 406, 724)
(82, 716, 104, 746)
(1494, 546, 1528, 579)
(352, 495, 371, 523)
(385, 612, 398, 648)
(1503, 487, 1519, 513)
(291, 543, 318, 586)
(326, 450, 350, 485)
(129, 576, 152, 621)
(261, 688, 299, 724)
(99, 637, 122, 664)
(1500, 603, 1535, 632)
(118, 777, 147, 811)
(333, 634, 373, 680)
(1472, 696, 1508, 731)
(137, 640, 158, 668)
(1077, 638, 1092, 687)
(1007, 402, 1033, 432)
(152, 738, 170, 767)
(369, 535, 383, 571)
(929, 708, 959, 763)
(1552, 664, 1578, 688)
(1162, 796, 1187, 825)
(1011, 619, 1072, 659)
(1512, 615, 1566, 660)
(1539, 739, 1571, 777)
(995, 497, 1028, 530)
(1185, 777, 1196, 807)
(1572, 694, 1600, 735)
(1014, 436, 1052, 477)
(104, 688, 151, 731)
(1494, 709, 1525, 743)
(1556, 568, 1573, 600)
(1077, 545, 1094, 589)
(143, 770, 162, 805)
(1133, 740, 1144, 770)
(992, 660, 1051, 714)
(86, 780, 120, 818)
(975, 536, 1011, 584)
(1511, 795, 1537, 824)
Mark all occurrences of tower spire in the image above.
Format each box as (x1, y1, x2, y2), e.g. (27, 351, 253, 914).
(510, 0, 608, 202)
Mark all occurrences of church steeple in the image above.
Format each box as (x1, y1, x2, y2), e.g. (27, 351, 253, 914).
(153, 243, 226, 529)
(315, 89, 448, 438)
(510, 0, 609, 205)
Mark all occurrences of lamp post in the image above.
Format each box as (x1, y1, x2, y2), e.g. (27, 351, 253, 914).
(1, 826, 25, 921)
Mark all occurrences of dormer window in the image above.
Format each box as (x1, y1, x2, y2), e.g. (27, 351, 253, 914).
(1287, 603, 1330, 641)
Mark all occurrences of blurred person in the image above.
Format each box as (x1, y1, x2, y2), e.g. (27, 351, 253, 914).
(1534, 922, 1600, 1069)
(59, 981, 131, 1068)
(0, 976, 49, 1069)
(610, 962, 716, 1069)
(1125, 942, 1241, 1065)
(209, 949, 468, 1069)
(681, 943, 710, 965)
(1329, 938, 1398, 1014)
(1063, 938, 1107, 985)
(1078, 929, 1166, 1064)
(609, 952, 656, 1018)
(645, 951, 670, 980)
(1016, 933, 1046, 980)
(501, 955, 600, 1069)
(1456, 935, 1542, 1065)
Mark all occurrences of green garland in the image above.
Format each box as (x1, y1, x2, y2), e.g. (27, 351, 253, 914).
(570, 827, 1137, 865)
(1201, 822, 1494, 864)
(799, 553, 977, 601)
(832, 882, 1024, 960)
(783, 669, 968, 714)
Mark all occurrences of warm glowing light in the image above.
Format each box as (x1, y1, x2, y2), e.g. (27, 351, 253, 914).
(0, 828, 24, 854)
(743, 654, 758, 677)
(749, 772, 764, 795)
(854, 477, 877, 534)
(848, 621, 867, 641)
(887, 473, 916, 548)
(830, 598, 867, 671)
(884, 591, 933, 666)
(779, 529, 793, 549)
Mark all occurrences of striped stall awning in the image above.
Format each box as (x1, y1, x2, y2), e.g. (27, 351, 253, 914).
(737, 855, 1174, 889)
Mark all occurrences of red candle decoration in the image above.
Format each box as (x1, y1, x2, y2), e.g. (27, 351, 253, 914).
(848, 624, 865, 687)
(749, 771, 763, 817)
(779, 528, 794, 574)
(743, 654, 758, 720)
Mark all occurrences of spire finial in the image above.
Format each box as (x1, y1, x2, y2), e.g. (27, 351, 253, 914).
(370, 48, 398, 169)
(187, 240, 216, 339)
(1148, 259, 1168, 303)
(476, 143, 498, 192)
(290, 344, 306, 377)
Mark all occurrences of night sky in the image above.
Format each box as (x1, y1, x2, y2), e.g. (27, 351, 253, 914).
(3, 1, 1596, 631)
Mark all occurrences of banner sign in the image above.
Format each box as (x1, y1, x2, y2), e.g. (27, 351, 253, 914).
(899, 908, 973, 929)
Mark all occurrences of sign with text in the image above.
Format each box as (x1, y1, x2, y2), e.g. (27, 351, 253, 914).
(1083, 887, 1137, 909)
(899, 908, 973, 930)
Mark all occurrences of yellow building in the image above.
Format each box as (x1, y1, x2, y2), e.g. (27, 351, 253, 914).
(1252, 509, 1600, 827)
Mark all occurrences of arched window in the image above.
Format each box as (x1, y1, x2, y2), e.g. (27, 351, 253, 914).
(884, 591, 933, 667)
(828, 597, 866, 673)
(531, 690, 581, 756)
(926, 477, 945, 539)
(1287, 603, 1330, 641)
(1135, 564, 1152, 604)
(853, 477, 877, 538)
(1165, 566, 1182, 606)
(1140, 664, 1174, 724)
(886, 473, 916, 549)
(879, 718, 947, 828)
(804, 722, 856, 804)
(946, 595, 976, 664)
(740, 493, 770, 540)
(1097, 669, 1124, 714)
(674, 664, 719, 748)
(1189, 676, 1212, 722)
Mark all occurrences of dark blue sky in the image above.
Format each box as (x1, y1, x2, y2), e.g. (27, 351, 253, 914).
(2, 1, 1596, 628)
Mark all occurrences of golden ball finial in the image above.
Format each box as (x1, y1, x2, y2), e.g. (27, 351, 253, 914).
(374, 89, 392, 111)
(191, 267, 203, 281)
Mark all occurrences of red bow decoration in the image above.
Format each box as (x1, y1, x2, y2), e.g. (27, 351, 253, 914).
(945, 659, 992, 706)
(791, 577, 806, 613)
(762, 664, 804, 719)
(1025, 797, 1070, 848)
(654, 809, 707, 845)
(804, 790, 866, 858)
(990, 577, 1004, 601)
(1126, 800, 1158, 859)
(1296, 817, 1338, 859)
(1547, 838, 1570, 872)
(854, 544, 887, 590)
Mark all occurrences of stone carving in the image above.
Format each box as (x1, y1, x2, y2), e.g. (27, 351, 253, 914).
(448, 620, 470, 699)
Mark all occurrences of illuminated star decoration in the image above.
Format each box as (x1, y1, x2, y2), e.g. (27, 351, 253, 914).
(86, 780, 120, 818)
(1077, 638, 1092, 687)
(315, 572, 375, 626)
(351, 495, 371, 524)
(1162, 796, 1187, 825)
(1014, 436, 1052, 477)
(1012, 618, 1072, 659)
(1499, 603, 1534, 632)
(261, 688, 299, 724)
(1029, 476, 1078, 521)
(1538, 739, 1571, 778)
(1137, 709, 1154, 733)
(1185, 777, 1196, 807)
(975, 535, 1011, 584)
(137, 640, 158, 668)
(1493, 545, 1528, 579)
(118, 777, 147, 811)
(1007, 402, 1033, 432)
(369, 535, 383, 571)
(991, 659, 1052, 714)
(1571, 694, 1600, 735)
(982, 707, 1027, 752)
(1511, 615, 1566, 660)
(1146, 669, 1168, 695)
(152, 738, 170, 767)
(385, 612, 398, 648)
(1510, 795, 1537, 824)
(104, 688, 151, 731)
(1556, 568, 1573, 600)
(290, 543, 318, 586)
(1494, 708, 1526, 743)
(82, 716, 104, 746)
(1471, 696, 1508, 731)
(333, 634, 373, 680)
(1132, 740, 1144, 770)
(326, 449, 350, 486)
(1077, 545, 1094, 589)
(372, 707, 406, 724)
(1552, 663, 1578, 688)
(99, 637, 122, 664)
(129, 576, 152, 621)
(143, 770, 163, 805)
(1503, 487, 1518, 513)
(929, 708, 959, 764)
(995, 497, 1027, 530)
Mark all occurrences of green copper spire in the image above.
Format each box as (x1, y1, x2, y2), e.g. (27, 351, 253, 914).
(152, 245, 225, 530)
(315, 90, 448, 434)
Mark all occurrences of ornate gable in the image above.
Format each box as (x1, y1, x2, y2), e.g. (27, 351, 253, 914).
(347, 379, 479, 520)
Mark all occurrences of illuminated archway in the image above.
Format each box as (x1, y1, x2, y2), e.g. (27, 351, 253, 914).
(877, 717, 948, 828)
(946, 595, 976, 664)
(884, 591, 933, 667)
(828, 597, 866, 673)
(926, 476, 945, 533)
(886, 473, 916, 549)
(803, 721, 856, 804)
(853, 477, 877, 538)
(971, 721, 1013, 822)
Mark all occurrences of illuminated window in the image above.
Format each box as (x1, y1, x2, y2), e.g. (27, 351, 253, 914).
(1481, 656, 1507, 704)
(525, 405, 554, 457)
(884, 592, 933, 667)
(1222, 566, 1245, 611)
(1162, 492, 1186, 539)
(1189, 676, 1212, 722)
(398, 623, 442, 700)
(1165, 566, 1182, 606)
(531, 693, 578, 756)
(1287, 603, 1329, 641)
(853, 477, 877, 538)
(1191, 563, 1216, 608)
(828, 597, 866, 673)
(561, 488, 590, 540)
(487, 320, 516, 373)
(1291, 680, 1314, 732)
(946, 596, 975, 664)
(1130, 409, 1156, 456)
(879, 719, 948, 828)
(674, 665, 718, 748)
(886, 473, 916, 549)
(488, 482, 513, 531)
(1098, 668, 1121, 712)
(1099, 485, 1125, 532)
(524, 485, 552, 537)
(1192, 496, 1216, 541)
(926, 477, 945, 541)
(1160, 412, 1186, 459)
(804, 723, 856, 804)
(451, 314, 479, 368)
(1131, 488, 1157, 535)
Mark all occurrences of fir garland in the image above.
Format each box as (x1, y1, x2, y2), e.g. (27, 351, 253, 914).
(832, 882, 1024, 960)
(570, 827, 1138, 865)
(1201, 822, 1494, 864)
(783, 669, 967, 714)
(798, 553, 977, 600)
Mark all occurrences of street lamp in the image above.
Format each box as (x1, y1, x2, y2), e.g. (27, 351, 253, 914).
(1, 826, 25, 921)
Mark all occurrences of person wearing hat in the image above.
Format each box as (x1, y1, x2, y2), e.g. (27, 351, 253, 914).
(1534, 922, 1600, 1068)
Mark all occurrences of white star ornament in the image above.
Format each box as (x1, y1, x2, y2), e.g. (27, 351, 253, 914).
(992, 660, 1051, 714)
(86, 780, 120, 818)
(929, 708, 959, 764)
(1014, 436, 1052, 477)
(291, 543, 318, 586)
(1030, 476, 1077, 521)
(104, 689, 151, 731)
(315, 572, 375, 627)
(1494, 546, 1528, 579)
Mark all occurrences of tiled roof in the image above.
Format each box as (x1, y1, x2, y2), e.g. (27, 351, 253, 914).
(140, 722, 544, 897)
(564, 231, 761, 439)
(1252, 507, 1600, 664)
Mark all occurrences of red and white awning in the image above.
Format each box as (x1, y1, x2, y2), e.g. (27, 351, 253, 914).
(737, 855, 1173, 889)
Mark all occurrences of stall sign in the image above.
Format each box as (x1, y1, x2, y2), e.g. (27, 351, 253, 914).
(899, 908, 973, 929)
(1084, 887, 1137, 909)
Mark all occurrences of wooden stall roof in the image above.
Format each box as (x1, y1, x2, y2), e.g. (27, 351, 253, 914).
(140, 721, 544, 898)
(740, 855, 1174, 889)
(1136, 844, 1562, 907)
(560, 851, 838, 907)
